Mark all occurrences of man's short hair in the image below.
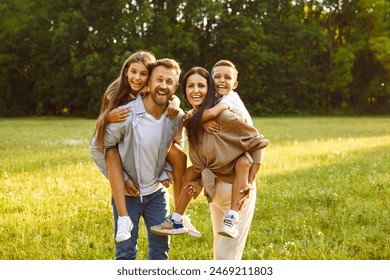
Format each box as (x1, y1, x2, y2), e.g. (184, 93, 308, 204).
(149, 58, 181, 81)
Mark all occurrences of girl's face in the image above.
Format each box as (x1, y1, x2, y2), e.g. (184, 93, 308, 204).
(125, 62, 149, 94)
(185, 73, 208, 111)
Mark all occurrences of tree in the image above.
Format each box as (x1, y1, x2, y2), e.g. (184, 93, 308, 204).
(0, 0, 389, 116)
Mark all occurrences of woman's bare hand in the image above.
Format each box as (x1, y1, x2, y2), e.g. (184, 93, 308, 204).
(237, 185, 251, 210)
(184, 181, 202, 199)
(184, 109, 195, 121)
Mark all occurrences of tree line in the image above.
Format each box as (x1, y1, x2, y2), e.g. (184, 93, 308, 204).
(1, 0, 389, 117)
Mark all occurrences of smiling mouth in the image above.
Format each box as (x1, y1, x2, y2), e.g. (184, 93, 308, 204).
(191, 96, 202, 101)
(157, 89, 168, 96)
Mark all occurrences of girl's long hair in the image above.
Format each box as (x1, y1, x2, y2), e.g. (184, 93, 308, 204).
(93, 51, 155, 152)
(182, 67, 216, 148)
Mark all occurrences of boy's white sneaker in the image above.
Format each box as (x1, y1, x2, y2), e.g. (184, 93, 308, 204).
(116, 216, 133, 243)
(184, 215, 202, 238)
(218, 215, 239, 239)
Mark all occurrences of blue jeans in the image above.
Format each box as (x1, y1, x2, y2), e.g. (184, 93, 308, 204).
(112, 187, 170, 260)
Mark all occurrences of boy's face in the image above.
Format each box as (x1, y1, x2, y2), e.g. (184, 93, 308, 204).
(212, 65, 238, 96)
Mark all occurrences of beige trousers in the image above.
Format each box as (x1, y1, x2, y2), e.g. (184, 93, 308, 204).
(209, 180, 256, 260)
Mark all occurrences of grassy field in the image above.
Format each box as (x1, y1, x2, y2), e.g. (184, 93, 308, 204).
(0, 116, 389, 260)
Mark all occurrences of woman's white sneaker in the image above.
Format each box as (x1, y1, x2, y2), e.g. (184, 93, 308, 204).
(218, 215, 239, 239)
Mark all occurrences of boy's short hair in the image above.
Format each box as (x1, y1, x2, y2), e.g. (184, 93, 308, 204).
(211, 59, 238, 80)
(149, 58, 181, 82)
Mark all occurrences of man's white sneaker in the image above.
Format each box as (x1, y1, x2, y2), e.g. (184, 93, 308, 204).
(116, 216, 133, 243)
(218, 215, 239, 239)
(183, 215, 202, 238)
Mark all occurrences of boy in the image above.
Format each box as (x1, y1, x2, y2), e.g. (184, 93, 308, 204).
(201, 60, 268, 238)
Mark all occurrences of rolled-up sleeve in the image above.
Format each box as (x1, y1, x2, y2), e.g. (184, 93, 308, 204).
(89, 121, 126, 179)
(219, 110, 266, 160)
(103, 122, 125, 153)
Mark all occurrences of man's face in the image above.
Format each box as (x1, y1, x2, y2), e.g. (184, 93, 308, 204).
(148, 65, 179, 106)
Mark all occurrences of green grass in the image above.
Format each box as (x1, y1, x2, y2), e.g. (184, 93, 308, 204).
(0, 116, 389, 260)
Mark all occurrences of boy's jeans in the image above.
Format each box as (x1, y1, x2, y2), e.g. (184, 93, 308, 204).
(112, 187, 170, 260)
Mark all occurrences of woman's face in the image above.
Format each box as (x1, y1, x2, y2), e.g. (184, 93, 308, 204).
(125, 62, 149, 94)
(185, 73, 208, 111)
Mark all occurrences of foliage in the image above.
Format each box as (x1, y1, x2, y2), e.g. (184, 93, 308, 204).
(0, 0, 389, 117)
(0, 117, 389, 260)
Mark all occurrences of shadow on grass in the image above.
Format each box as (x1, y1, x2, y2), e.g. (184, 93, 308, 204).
(249, 144, 390, 260)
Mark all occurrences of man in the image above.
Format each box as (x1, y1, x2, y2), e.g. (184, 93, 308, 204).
(90, 58, 183, 259)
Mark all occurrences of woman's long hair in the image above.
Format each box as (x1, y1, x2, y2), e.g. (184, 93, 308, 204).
(93, 51, 155, 152)
(182, 67, 216, 148)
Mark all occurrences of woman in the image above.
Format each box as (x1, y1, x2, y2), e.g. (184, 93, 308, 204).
(152, 67, 267, 259)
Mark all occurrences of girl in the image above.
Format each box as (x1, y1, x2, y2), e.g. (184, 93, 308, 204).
(92, 51, 185, 243)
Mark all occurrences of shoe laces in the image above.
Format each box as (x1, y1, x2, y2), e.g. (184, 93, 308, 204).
(223, 218, 234, 228)
(170, 217, 184, 229)
(161, 216, 182, 229)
